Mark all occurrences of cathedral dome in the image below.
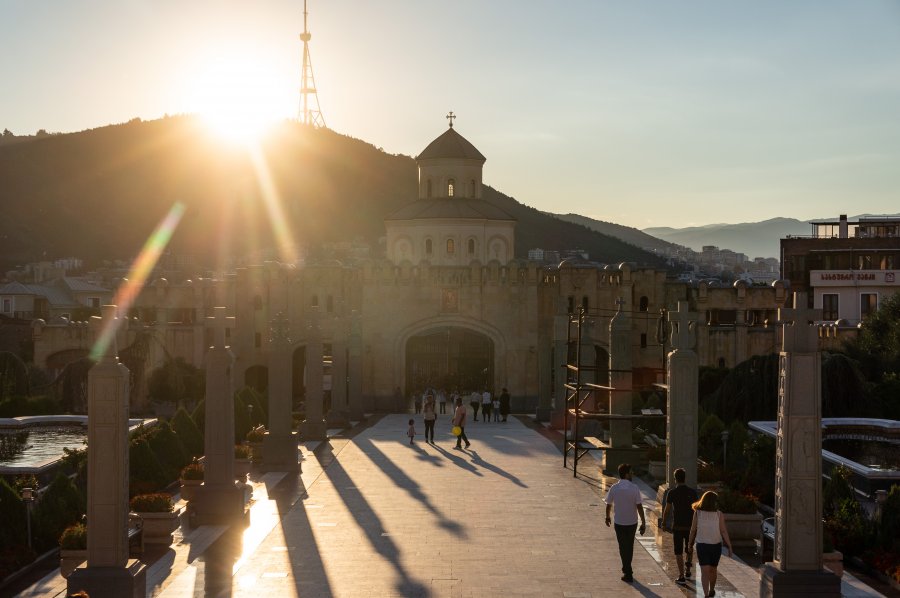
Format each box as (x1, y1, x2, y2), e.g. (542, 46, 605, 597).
(416, 127, 486, 162)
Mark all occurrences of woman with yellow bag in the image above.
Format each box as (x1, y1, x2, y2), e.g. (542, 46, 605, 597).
(452, 396, 470, 450)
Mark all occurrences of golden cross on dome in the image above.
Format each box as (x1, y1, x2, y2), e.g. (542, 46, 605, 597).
(446, 111, 456, 128)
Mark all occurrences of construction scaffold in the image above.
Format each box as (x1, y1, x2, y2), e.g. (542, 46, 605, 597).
(562, 306, 668, 478)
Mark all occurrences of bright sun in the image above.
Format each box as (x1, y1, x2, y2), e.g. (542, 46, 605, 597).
(187, 56, 294, 143)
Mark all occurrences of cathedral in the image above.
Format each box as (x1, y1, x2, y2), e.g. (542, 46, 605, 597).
(32, 122, 785, 416)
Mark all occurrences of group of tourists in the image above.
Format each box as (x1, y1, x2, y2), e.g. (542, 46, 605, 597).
(604, 463, 732, 597)
(406, 386, 511, 449)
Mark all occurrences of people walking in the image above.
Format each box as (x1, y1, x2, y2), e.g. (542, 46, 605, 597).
(423, 394, 436, 443)
(481, 389, 492, 423)
(452, 397, 470, 449)
(492, 395, 500, 422)
(438, 389, 447, 414)
(688, 491, 733, 598)
(469, 390, 481, 421)
(414, 392, 422, 414)
(604, 463, 646, 583)
(661, 468, 699, 584)
(499, 387, 510, 422)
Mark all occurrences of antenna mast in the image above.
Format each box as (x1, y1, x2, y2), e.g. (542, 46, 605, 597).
(299, 0, 325, 127)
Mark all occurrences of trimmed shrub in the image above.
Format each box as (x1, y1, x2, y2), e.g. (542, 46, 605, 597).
(130, 438, 168, 496)
(32, 473, 84, 551)
(172, 407, 203, 457)
(716, 488, 758, 514)
(0, 477, 26, 549)
(180, 462, 204, 481)
(234, 444, 251, 459)
(146, 421, 190, 481)
(191, 399, 205, 431)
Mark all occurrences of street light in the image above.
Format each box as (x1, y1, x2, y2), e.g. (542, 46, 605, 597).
(721, 429, 730, 472)
(21, 487, 34, 550)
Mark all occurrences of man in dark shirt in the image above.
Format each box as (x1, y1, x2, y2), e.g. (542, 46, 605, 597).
(662, 467, 699, 584)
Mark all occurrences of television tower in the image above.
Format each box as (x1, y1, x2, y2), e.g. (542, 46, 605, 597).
(298, 0, 325, 127)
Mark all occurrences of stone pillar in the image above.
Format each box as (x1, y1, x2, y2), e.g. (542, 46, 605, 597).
(262, 313, 300, 472)
(300, 307, 327, 440)
(761, 292, 840, 597)
(602, 298, 637, 475)
(660, 302, 699, 503)
(68, 305, 146, 598)
(547, 314, 569, 426)
(192, 307, 246, 522)
(327, 333, 350, 427)
(348, 311, 364, 421)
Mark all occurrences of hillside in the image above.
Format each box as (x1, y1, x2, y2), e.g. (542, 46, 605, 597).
(643, 218, 808, 259)
(0, 116, 663, 272)
(550, 213, 679, 253)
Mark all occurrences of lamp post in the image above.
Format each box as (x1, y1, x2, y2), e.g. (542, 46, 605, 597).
(721, 429, 730, 472)
(247, 403, 253, 427)
(22, 487, 34, 550)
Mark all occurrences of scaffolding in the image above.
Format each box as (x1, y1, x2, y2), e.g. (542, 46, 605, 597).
(562, 306, 667, 477)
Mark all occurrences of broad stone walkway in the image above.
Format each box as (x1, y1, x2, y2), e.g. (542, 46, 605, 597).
(214, 414, 682, 597)
(18, 414, 887, 597)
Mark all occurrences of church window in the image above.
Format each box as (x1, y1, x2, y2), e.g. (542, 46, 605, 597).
(425, 239, 433, 255)
(311, 295, 319, 307)
(326, 295, 334, 312)
(582, 296, 589, 311)
(448, 179, 455, 197)
(639, 296, 649, 312)
(640, 333, 647, 348)
(427, 179, 432, 198)
(467, 239, 475, 255)
(567, 296, 575, 314)
(447, 239, 455, 254)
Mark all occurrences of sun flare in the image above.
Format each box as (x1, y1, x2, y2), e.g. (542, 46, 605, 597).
(186, 56, 294, 143)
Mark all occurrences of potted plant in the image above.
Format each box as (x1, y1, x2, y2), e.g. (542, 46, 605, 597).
(697, 463, 724, 492)
(647, 445, 666, 480)
(59, 523, 87, 578)
(180, 461, 204, 501)
(129, 493, 181, 546)
(246, 426, 266, 463)
(716, 488, 762, 548)
(234, 444, 252, 479)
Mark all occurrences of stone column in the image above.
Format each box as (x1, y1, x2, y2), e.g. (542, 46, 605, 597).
(192, 307, 246, 523)
(262, 313, 300, 472)
(347, 311, 364, 421)
(68, 305, 146, 598)
(761, 292, 840, 597)
(548, 314, 569, 426)
(662, 302, 699, 498)
(602, 297, 636, 475)
(300, 307, 327, 440)
(325, 319, 350, 428)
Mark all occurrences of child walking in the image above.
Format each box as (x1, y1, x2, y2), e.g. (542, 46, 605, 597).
(407, 418, 416, 444)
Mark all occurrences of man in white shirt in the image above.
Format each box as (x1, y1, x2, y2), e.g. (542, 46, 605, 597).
(604, 463, 646, 583)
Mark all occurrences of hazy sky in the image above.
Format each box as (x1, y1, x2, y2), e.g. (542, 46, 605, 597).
(2, 0, 899, 229)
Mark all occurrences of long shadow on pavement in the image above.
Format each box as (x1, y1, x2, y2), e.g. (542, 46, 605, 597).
(356, 436, 467, 539)
(464, 448, 528, 488)
(430, 442, 485, 477)
(323, 454, 432, 597)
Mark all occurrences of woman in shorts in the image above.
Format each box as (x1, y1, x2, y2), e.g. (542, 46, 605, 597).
(688, 491, 733, 598)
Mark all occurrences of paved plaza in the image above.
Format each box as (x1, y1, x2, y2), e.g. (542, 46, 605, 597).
(17, 414, 888, 597)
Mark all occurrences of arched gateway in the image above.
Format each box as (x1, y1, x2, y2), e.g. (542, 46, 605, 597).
(405, 327, 494, 394)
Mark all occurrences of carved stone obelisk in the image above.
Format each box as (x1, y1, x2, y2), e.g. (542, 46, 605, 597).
(602, 298, 636, 475)
(191, 307, 246, 523)
(666, 301, 699, 489)
(760, 292, 840, 597)
(300, 307, 327, 440)
(262, 313, 300, 471)
(68, 305, 146, 598)
(347, 311, 364, 421)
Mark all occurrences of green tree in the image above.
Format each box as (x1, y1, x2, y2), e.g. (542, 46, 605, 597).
(32, 473, 84, 551)
(147, 357, 204, 407)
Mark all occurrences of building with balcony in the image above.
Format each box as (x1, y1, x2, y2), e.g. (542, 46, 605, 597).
(781, 214, 900, 324)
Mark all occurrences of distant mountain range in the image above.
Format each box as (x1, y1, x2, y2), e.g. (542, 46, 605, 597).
(643, 218, 807, 259)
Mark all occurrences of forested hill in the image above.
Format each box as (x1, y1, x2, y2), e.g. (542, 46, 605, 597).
(0, 116, 663, 271)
